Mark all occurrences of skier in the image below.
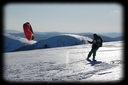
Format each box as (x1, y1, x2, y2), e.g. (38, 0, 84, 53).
(86, 33, 103, 61)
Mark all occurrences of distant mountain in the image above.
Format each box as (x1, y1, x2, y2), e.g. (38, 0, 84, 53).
(14, 34, 92, 52)
(98, 32, 122, 38)
(5, 29, 122, 39)
(5, 30, 22, 34)
(6, 31, 122, 42)
(74, 32, 122, 38)
(3, 34, 37, 52)
(82, 34, 122, 42)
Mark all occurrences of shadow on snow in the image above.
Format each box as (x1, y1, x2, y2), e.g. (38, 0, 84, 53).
(87, 60, 102, 66)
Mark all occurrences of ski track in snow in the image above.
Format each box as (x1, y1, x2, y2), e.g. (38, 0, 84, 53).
(3, 41, 123, 82)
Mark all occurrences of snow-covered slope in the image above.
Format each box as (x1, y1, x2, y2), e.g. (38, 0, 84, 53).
(35, 34, 92, 48)
(3, 41, 123, 82)
(3, 34, 37, 52)
(14, 34, 92, 52)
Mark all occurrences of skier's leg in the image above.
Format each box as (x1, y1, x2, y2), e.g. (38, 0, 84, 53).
(93, 47, 99, 61)
(87, 47, 94, 60)
(87, 52, 92, 60)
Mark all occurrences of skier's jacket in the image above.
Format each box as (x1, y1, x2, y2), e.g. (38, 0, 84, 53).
(88, 35, 103, 48)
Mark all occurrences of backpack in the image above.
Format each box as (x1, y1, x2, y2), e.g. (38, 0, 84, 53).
(97, 36, 102, 47)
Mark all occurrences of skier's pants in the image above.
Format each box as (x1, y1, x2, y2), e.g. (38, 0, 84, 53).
(87, 47, 99, 60)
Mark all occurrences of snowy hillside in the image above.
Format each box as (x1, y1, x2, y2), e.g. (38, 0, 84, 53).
(7, 31, 122, 41)
(35, 34, 92, 48)
(3, 34, 37, 52)
(3, 41, 123, 82)
(14, 34, 92, 52)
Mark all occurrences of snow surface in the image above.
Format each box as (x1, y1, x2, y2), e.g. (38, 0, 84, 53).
(3, 41, 124, 83)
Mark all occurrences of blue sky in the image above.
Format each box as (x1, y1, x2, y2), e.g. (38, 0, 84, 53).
(4, 3, 123, 33)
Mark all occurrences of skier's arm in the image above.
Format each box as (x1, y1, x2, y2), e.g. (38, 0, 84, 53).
(87, 40, 93, 44)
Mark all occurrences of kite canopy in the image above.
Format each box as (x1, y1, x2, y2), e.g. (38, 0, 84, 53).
(23, 22, 34, 40)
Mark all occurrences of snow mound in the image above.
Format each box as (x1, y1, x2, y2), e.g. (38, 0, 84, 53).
(34, 34, 92, 49)
(4, 34, 92, 52)
(3, 34, 37, 52)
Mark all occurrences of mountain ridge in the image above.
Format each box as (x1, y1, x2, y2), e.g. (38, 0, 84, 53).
(3, 30, 123, 52)
(5, 29, 122, 38)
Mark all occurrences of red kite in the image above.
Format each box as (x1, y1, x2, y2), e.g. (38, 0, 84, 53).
(23, 22, 34, 40)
